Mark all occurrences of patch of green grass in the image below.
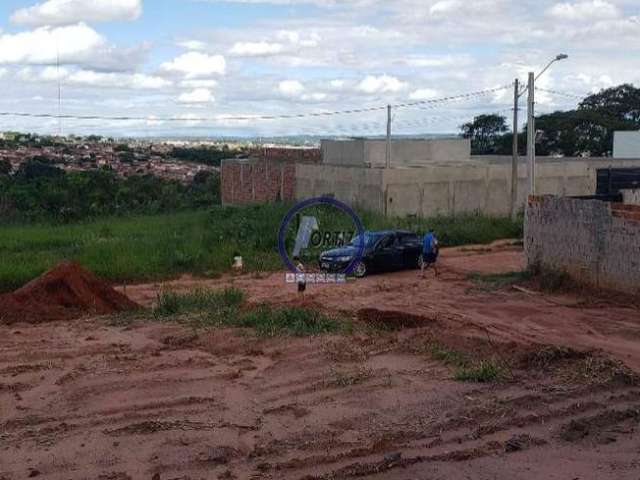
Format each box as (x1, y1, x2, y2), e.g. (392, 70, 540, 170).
(153, 287, 349, 338)
(429, 343, 469, 367)
(468, 270, 532, 290)
(153, 287, 245, 318)
(232, 305, 350, 337)
(427, 341, 504, 383)
(359, 210, 523, 247)
(454, 360, 503, 383)
(0, 203, 523, 293)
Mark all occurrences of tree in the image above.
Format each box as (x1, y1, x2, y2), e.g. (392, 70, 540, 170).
(0, 159, 11, 175)
(460, 114, 509, 154)
(579, 84, 640, 126)
(534, 85, 640, 157)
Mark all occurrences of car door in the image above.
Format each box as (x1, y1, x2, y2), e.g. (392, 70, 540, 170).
(372, 234, 396, 271)
(389, 235, 405, 270)
(399, 233, 421, 268)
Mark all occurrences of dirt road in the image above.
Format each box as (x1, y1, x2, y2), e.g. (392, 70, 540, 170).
(2, 244, 640, 479)
(124, 243, 640, 370)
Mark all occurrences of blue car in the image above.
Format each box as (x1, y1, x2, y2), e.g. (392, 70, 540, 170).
(319, 230, 423, 277)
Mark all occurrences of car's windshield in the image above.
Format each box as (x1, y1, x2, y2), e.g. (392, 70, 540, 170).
(349, 233, 382, 248)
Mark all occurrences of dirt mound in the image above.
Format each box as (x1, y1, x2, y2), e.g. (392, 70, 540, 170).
(0, 262, 139, 324)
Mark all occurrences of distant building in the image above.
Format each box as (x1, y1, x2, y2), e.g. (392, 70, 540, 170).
(613, 131, 640, 158)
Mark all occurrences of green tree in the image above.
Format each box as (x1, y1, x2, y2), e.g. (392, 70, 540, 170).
(460, 114, 509, 154)
(0, 159, 11, 175)
(535, 85, 639, 156)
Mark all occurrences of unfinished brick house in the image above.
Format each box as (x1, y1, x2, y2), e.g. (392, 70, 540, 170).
(221, 147, 320, 205)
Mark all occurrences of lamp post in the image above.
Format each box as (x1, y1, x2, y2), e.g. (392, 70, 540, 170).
(523, 54, 568, 198)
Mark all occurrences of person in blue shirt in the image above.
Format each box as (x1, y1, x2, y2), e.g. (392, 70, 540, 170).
(421, 229, 439, 278)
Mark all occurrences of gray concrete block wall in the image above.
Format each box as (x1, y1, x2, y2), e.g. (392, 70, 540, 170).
(295, 164, 385, 212)
(321, 138, 470, 167)
(622, 189, 640, 205)
(296, 157, 640, 218)
(525, 196, 640, 294)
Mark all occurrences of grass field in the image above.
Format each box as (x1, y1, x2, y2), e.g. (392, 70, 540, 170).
(0, 204, 523, 292)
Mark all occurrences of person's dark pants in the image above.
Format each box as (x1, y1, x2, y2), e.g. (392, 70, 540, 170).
(421, 252, 439, 276)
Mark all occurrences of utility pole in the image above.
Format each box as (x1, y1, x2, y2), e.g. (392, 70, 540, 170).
(57, 49, 63, 137)
(526, 72, 535, 196)
(385, 104, 392, 169)
(511, 79, 519, 219)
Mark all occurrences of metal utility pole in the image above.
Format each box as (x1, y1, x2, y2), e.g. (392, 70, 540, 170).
(385, 104, 392, 168)
(527, 72, 535, 196)
(510, 79, 519, 219)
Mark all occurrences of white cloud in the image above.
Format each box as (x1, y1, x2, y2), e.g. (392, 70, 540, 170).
(146, 115, 164, 126)
(67, 70, 171, 89)
(401, 54, 474, 68)
(409, 88, 438, 100)
(161, 52, 226, 78)
(301, 92, 327, 102)
(176, 113, 204, 127)
(429, 0, 461, 16)
(276, 30, 300, 43)
(278, 79, 305, 96)
(547, 0, 619, 22)
(178, 40, 207, 51)
(229, 41, 285, 56)
(180, 79, 218, 89)
(178, 88, 215, 103)
(0, 23, 105, 65)
(329, 79, 346, 89)
(11, 0, 142, 27)
(0, 68, 7, 79)
(40, 65, 68, 81)
(357, 75, 407, 94)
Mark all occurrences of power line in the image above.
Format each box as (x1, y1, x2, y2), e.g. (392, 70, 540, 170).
(535, 87, 589, 101)
(0, 85, 511, 124)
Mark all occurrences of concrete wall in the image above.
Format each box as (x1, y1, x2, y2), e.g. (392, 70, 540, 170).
(295, 163, 385, 212)
(613, 131, 640, 159)
(296, 156, 640, 217)
(320, 139, 366, 167)
(621, 189, 640, 205)
(321, 138, 470, 167)
(525, 196, 640, 294)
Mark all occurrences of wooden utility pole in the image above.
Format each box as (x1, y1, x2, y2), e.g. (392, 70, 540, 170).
(385, 105, 392, 168)
(511, 79, 519, 219)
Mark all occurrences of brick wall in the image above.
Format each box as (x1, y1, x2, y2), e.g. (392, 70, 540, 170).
(221, 147, 320, 205)
(525, 196, 640, 294)
(221, 159, 296, 205)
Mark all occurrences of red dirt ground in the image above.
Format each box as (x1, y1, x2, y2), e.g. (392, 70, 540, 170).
(1, 243, 640, 479)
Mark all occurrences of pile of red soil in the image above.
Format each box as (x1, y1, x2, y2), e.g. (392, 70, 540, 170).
(0, 262, 139, 325)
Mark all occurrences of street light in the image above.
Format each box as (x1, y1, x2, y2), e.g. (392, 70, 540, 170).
(535, 53, 569, 82)
(526, 54, 568, 196)
(510, 54, 568, 217)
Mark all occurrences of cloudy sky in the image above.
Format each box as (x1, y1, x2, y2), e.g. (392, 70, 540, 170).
(0, 0, 638, 137)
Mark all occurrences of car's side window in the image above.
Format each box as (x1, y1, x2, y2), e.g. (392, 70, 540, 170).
(399, 234, 418, 246)
(379, 235, 394, 249)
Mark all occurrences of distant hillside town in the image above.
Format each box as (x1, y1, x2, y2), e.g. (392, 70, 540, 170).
(0, 132, 251, 183)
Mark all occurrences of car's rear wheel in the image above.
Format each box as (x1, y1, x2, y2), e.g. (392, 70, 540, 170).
(353, 261, 367, 278)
